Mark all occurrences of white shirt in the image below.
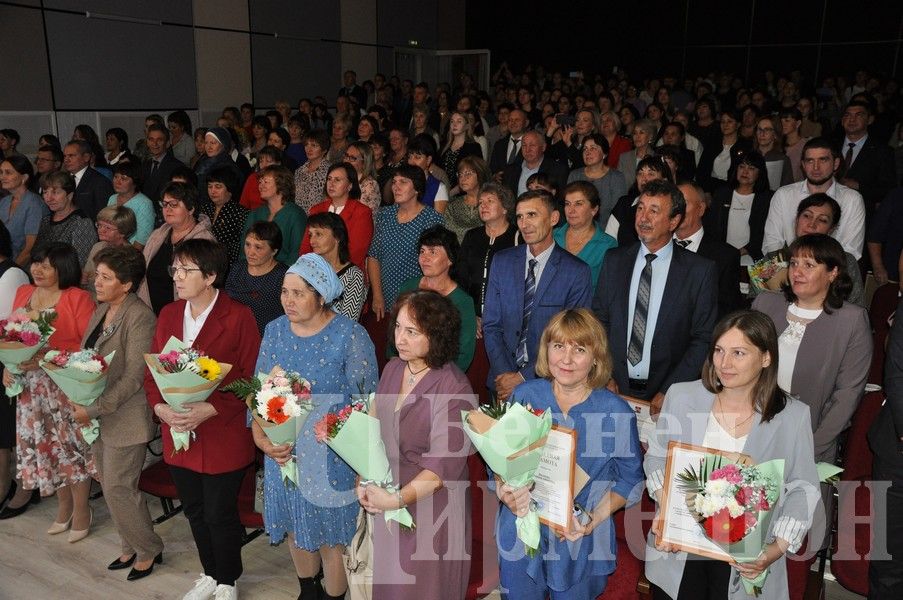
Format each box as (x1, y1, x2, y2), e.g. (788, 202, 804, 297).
(702, 412, 748, 453)
(674, 226, 704, 253)
(182, 290, 219, 347)
(517, 160, 542, 196)
(72, 166, 88, 188)
(762, 179, 866, 259)
(726, 191, 754, 249)
(328, 203, 346, 215)
(712, 145, 732, 181)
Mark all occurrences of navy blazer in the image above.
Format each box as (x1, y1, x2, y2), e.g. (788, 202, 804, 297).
(592, 241, 718, 399)
(74, 167, 114, 221)
(483, 243, 592, 388)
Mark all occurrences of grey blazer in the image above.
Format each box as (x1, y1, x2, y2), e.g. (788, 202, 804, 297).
(644, 381, 821, 600)
(752, 291, 872, 462)
(80, 293, 157, 448)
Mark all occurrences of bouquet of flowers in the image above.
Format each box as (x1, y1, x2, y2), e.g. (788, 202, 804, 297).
(462, 399, 552, 556)
(0, 309, 57, 397)
(748, 254, 788, 293)
(40, 349, 115, 443)
(678, 454, 784, 596)
(222, 367, 313, 487)
(144, 336, 232, 454)
(314, 388, 415, 529)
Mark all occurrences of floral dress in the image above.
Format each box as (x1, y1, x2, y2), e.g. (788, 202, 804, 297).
(12, 286, 96, 495)
(294, 159, 331, 214)
(254, 314, 378, 550)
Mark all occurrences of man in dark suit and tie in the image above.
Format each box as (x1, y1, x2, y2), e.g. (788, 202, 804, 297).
(501, 131, 569, 198)
(140, 124, 181, 224)
(63, 139, 113, 221)
(868, 297, 903, 599)
(489, 108, 528, 176)
(674, 181, 743, 318)
(592, 178, 718, 413)
(483, 189, 592, 400)
(837, 100, 896, 213)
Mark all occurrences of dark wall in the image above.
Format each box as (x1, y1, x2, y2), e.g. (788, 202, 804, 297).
(466, 0, 903, 84)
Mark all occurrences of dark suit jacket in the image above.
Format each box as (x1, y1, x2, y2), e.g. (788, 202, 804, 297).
(144, 293, 261, 474)
(81, 294, 157, 448)
(140, 152, 182, 205)
(706, 186, 772, 260)
(74, 168, 114, 221)
(610, 193, 639, 247)
(489, 134, 524, 174)
(869, 298, 903, 466)
(483, 243, 592, 388)
(695, 231, 743, 318)
(840, 137, 897, 211)
(592, 241, 718, 400)
(501, 156, 569, 198)
(695, 138, 753, 194)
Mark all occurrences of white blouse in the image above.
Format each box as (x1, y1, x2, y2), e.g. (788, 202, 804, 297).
(777, 304, 823, 393)
(726, 191, 755, 250)
(702, 412, 748, 453)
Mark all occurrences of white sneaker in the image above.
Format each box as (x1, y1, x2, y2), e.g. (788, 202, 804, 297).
(182, 574, 217, 600)
(213, 584, 238, 600)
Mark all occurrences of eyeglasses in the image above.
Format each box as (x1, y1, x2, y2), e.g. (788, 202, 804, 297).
(343, 154, 361, 162)
(167, 266, 203, 279)
(160, 200, 182, 210)
(457, 170, 475, 178)
(96, 222, 118, 232)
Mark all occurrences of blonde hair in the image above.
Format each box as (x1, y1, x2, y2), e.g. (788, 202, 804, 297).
(534, 309, 612, 389)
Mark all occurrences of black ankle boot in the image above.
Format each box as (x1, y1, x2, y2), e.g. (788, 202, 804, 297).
(297, 576, 319, 600)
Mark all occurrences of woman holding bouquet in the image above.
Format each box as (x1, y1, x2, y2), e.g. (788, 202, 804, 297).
(358, 289, 475, 600)
(495, 308, 644, 599)
(145, 238, 261, 600)
(251, 253, 378, 600)
(0, 243, 95, 531)
(72, 245, 164, 579)
(645, 310, 821, 600)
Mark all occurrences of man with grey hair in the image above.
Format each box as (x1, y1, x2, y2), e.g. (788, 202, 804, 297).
(501, 130, 568, 197)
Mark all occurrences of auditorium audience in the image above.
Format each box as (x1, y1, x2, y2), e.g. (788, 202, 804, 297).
(707, 149, 772, 261)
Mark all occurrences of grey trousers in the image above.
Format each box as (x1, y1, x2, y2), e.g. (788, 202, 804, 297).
(95, 439, 163, 560)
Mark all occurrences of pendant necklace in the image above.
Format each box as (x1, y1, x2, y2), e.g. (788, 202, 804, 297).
(406, 361, 429, 385)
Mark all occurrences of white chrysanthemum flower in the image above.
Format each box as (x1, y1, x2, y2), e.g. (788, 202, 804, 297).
(282, 395, 303, 417)
(77, 359, 104, 373)
(257, 389, 277, 405)
(727, 498, 745, 518)
(705, 479, 730, 497)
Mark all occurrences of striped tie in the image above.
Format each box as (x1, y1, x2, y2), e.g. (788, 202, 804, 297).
(627, 253, 657, 366)
(515, 259, 538, 368)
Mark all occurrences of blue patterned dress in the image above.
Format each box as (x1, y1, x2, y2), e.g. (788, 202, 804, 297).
(254, 313, 379, 550)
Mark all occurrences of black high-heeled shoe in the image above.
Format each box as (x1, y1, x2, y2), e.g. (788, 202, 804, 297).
(126, 553, 162, 581)
(108, 554, 137, 570)
(0, 480, 17, 510)
(0, 489, 40, 520)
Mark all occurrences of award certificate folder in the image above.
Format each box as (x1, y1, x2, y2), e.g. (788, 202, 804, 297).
(532, 424, 582, 532)
(657, 441, 752, 561)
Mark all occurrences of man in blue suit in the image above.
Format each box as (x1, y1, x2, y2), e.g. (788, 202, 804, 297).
(483, 189, 592, 400)
(592, 179, 717, 414)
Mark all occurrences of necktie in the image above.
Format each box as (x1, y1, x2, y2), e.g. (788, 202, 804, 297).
(844, 142, 855, 170)
(515, 258, 538, 368)
(627, 253, 657, 366)
(150, 160, 160, 176)
(508, 138, 521, 164)
(676, 239, 691, 249)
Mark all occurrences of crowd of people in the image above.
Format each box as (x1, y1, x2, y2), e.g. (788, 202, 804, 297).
(0, 61, 902, 600)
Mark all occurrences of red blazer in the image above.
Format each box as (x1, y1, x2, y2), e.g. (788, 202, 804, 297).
(145, 292, 261, 474)
(13, 285, 94, 351)
(607, 135, 633, 169)
(299, 198, 373, 271)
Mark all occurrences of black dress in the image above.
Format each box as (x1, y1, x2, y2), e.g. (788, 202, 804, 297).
(198, 200, 249, 267)
(457, 224, 520, 317)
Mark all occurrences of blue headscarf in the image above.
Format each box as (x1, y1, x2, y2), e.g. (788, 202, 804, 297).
(287, 253, 344, 304)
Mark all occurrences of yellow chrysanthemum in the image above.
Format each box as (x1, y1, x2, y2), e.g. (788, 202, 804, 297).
(196, 357, 221, 381)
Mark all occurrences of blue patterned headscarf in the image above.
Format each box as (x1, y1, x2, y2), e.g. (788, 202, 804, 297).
(287, 253, 344, 304)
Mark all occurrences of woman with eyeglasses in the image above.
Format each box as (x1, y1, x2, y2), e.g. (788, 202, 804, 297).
(343, 141, 382, 218)
(137, 182, 215, 315)
(443, 156, 491, 243)
(82, 205, 137, 297)
(106, 161, 154, 250)
(145, 238, 261, 600)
